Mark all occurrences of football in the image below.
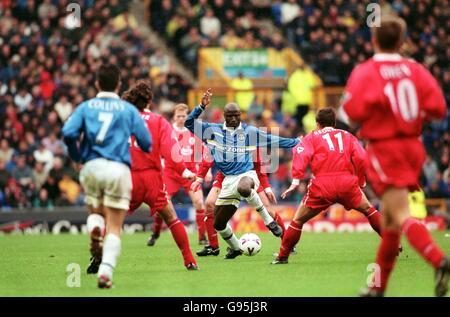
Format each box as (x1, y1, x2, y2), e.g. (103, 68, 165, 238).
(239, 233, 262, 256)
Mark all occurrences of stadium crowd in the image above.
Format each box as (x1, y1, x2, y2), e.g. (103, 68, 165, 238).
(0, 0, 189, 210)
(0, 0, 448, 210)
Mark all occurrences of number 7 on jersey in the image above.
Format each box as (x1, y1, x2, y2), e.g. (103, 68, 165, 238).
(96, 112, 114, 144)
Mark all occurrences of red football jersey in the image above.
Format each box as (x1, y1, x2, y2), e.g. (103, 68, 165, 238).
(292, 127, 366, 186)
(167, 124, 205, 172)
(342, 53, 447, 140)
(130, 110, 186, 175)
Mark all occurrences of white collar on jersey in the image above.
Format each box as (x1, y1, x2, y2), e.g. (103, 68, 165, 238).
(373, 53, 402, 61)
(172, 123, 187, 132)
(223, 122, 243, 133)
(96, 91, 120, 99)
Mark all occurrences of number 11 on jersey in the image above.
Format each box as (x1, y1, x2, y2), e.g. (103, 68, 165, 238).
(323, 132, 344, 153)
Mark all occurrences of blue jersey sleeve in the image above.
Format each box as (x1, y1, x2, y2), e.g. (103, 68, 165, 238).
(131, 108, 152, 153)
(185, 105, 215, 140)
(252, 126, 300, 149)
(62, 104, 84, 162)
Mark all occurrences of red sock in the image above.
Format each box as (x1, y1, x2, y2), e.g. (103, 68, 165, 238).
(168, 218, 196, 266)
(278, 221, 302, 259)
(205, 215, 219, 248)
(196, 209, 206, 240)
(373, 229, 400, 292)
(274, 213, 286, 236)
(402, 218, 445, 269)
(153, 213, 163, 235)
(366, 207, 382, 237)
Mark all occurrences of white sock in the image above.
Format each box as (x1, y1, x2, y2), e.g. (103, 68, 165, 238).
(218, 224, 240, 250)
(98, 234, 121, 280)
(245, 190, 274, 225)
(87, 213, 105, 234)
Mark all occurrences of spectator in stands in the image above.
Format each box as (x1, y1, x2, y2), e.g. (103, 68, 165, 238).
(33, 188, 54, 210)
(0, 139, 14, 164)
(200, 8, 221, 38)
(283, 62, 319, 129)
(33, 142, 54, 173)
(423, 154, 439, 188)
(13, 87, 32, 113)
(11, 156, 33, 189)
(32, 161, 48, 191)
(54, 95, 73, 122)
(230, 72, 255, 113)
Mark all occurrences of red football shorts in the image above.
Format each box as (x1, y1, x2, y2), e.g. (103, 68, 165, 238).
(302, 173, 362, 210)
(213, 173, 265, 193)
(163, 168, 193, 197)
(128, 169, 169, 215)
(366, 138, 424, 196)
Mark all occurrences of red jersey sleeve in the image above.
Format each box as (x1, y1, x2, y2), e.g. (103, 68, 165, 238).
(350, 135, 367, 187)
(342, 64, 373, 124)
(291, 136, 313, 181)
(215, 171, 224, 183)
(196, 147, 214, 179)
(254, 150, 270, 189)
(417, 64, 447, 121)
(159, 117, 188, 176)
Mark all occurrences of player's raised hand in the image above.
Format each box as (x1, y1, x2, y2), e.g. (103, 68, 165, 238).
(190, 180, 202, 192)
(266, 189, 277, 204)
(281, 184, 298, 199)
(200, 88, 212, 109)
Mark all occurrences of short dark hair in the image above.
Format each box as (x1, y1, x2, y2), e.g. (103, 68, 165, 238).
(316, 107, 336, 128)
(122, 80, 153, 111)
(372, 15, 406, 52)
(96, 63, 120, 92)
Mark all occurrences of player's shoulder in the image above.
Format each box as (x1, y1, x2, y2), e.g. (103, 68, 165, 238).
(351, 59, 374, 75)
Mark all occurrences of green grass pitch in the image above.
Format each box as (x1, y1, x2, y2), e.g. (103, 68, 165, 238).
(0, 231, 449, 297)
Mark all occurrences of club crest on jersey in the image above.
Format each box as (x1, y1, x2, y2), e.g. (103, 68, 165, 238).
(189, 137, 196, 145)
(237, 133, 245, 142)
(297, 146, 305, 153)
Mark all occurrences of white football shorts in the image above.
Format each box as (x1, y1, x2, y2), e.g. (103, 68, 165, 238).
(79, 158, 132, 210)
(216, 170, 260, 208)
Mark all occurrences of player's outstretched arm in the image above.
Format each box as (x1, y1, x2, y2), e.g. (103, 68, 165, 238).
(185, 88, 213, 138)
(254, 127, 300, 149)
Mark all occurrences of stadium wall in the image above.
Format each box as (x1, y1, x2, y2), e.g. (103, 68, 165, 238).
(0, 203, 447, 235)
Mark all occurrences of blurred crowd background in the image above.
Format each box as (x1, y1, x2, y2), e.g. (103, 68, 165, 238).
(0, 0, 448, 211)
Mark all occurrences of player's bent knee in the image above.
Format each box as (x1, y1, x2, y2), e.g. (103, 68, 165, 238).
(237, 185, 251, 198)
(214, 219, 226, 231)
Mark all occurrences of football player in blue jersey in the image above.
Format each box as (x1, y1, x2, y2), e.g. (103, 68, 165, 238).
(185, 89, 300, 259)
(62, 64, 152, 288)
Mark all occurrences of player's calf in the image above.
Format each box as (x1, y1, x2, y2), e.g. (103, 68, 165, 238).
(435, 256, 450, 297)
(86, 214, 105, 274)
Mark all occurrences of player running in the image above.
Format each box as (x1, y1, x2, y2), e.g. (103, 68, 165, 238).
(62, 64, 152, 289)
(122, 80, 199, 271)
(340, 15, 449, 297)
(271, 107, 384, 265)
(185, 89, 300, 259)
(148, 103, 208, 247)
(192, 149, 286, 256)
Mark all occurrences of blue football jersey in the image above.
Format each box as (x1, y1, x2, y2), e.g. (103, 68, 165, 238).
(185, 105, 300, 175)
(62, 92, 152, 166)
